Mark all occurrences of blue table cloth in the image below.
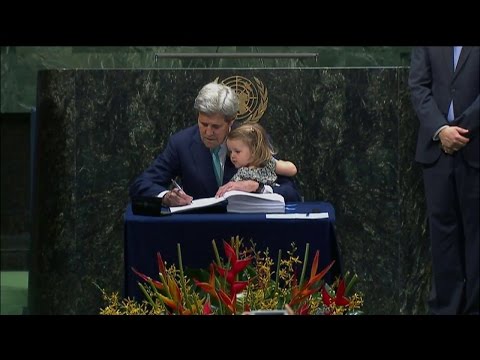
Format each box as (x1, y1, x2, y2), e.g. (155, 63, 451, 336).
(124, 201, 342, 300)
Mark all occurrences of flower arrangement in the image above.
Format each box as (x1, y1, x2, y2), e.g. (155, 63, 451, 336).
(99, 236, 363, 315)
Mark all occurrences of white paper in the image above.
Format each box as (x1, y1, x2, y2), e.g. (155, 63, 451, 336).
(169, 190, 285, 214)
(169, 197, 226, 213)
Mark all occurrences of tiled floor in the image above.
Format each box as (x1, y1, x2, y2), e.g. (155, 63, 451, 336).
(0, 271, 28, 315)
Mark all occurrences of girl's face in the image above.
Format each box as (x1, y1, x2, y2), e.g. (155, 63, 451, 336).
(227, 138, 253, 169)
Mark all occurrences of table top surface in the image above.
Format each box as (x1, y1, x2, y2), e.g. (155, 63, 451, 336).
(125, 201, 335, 223)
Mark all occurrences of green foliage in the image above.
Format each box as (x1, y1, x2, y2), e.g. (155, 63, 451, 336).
(99, 236, 364, 315)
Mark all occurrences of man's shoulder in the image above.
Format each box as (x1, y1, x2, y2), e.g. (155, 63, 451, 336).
(171, 125, 198, 141)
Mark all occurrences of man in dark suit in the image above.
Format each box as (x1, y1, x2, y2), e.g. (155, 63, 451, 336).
(129, 82, 301, 206)
(409, 47, 479, 314)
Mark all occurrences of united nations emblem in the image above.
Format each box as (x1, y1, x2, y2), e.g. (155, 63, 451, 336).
(214, 76, 268, 124)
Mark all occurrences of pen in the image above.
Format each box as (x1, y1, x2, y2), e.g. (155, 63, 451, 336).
(171, 178, 183, 191)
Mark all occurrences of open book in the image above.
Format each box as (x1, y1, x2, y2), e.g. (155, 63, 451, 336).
(169, 190, 285, 214)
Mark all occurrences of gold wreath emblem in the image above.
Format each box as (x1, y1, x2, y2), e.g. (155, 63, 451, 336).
(214, 76, 268, 124)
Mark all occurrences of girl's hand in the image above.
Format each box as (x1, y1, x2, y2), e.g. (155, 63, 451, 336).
(215, 180, 259, 197)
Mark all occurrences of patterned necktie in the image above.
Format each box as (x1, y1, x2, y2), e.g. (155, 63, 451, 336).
(211, 147, 222, 186)
(447, 46, 463, 122)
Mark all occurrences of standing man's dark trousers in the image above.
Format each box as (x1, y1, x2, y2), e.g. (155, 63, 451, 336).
(423, 151, 479, 315)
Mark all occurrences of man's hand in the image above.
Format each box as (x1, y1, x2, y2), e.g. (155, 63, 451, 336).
(439, 126, 469, 154)
(162, 188, 193, 207)
(215, 180, 259, 198)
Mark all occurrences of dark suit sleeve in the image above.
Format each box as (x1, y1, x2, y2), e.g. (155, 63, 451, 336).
(129, 136, 180, 198)
(457, 95, 479, 133)
(408, 47, 448, 138)
(273, 175, 302, 202)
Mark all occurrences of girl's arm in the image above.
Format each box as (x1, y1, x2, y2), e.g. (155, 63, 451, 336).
(275, 159, 297, 177)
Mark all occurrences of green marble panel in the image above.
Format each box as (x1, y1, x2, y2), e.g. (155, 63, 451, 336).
(1, 47, 412, 113)
(30, 68, 428, 314)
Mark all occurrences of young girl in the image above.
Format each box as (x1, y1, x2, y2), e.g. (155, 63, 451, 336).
(226, 123, 297, 187)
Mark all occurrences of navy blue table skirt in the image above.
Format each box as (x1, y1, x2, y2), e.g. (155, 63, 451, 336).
(124, 201, 342, 299)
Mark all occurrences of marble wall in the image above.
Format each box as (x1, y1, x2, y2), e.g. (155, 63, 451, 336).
(29, 68, 429, 314)
(1, 47, 412, 113)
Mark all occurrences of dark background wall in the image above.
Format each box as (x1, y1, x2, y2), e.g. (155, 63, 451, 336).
(1, 113, 31, 270)
(1, 47, 412, 113)
(25, 67, 429, 315)
(0, 47, 412, 271)
(1, 47, 429, 315)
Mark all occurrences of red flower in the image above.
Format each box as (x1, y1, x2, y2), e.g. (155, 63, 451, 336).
(194, 263, 218, 299)
(289, 250, 335, 307)
(322, 279, 350, 307)
(202, 298, 213, 315)
(131, 267, 164, 290)
(216, 241, 252, 285)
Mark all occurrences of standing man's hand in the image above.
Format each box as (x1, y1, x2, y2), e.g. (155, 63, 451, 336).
(439, 126, 470, 153)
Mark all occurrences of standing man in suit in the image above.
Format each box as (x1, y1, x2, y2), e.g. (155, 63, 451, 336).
(409, 47, 479, 315)
(129, 82, 301, 206)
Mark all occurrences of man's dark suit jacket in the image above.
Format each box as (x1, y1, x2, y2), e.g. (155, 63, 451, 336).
(129, 125, 301, 202)
(409, 46, 479, 168)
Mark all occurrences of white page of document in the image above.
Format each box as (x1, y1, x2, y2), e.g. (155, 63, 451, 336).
(169, 197, 225, 213)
